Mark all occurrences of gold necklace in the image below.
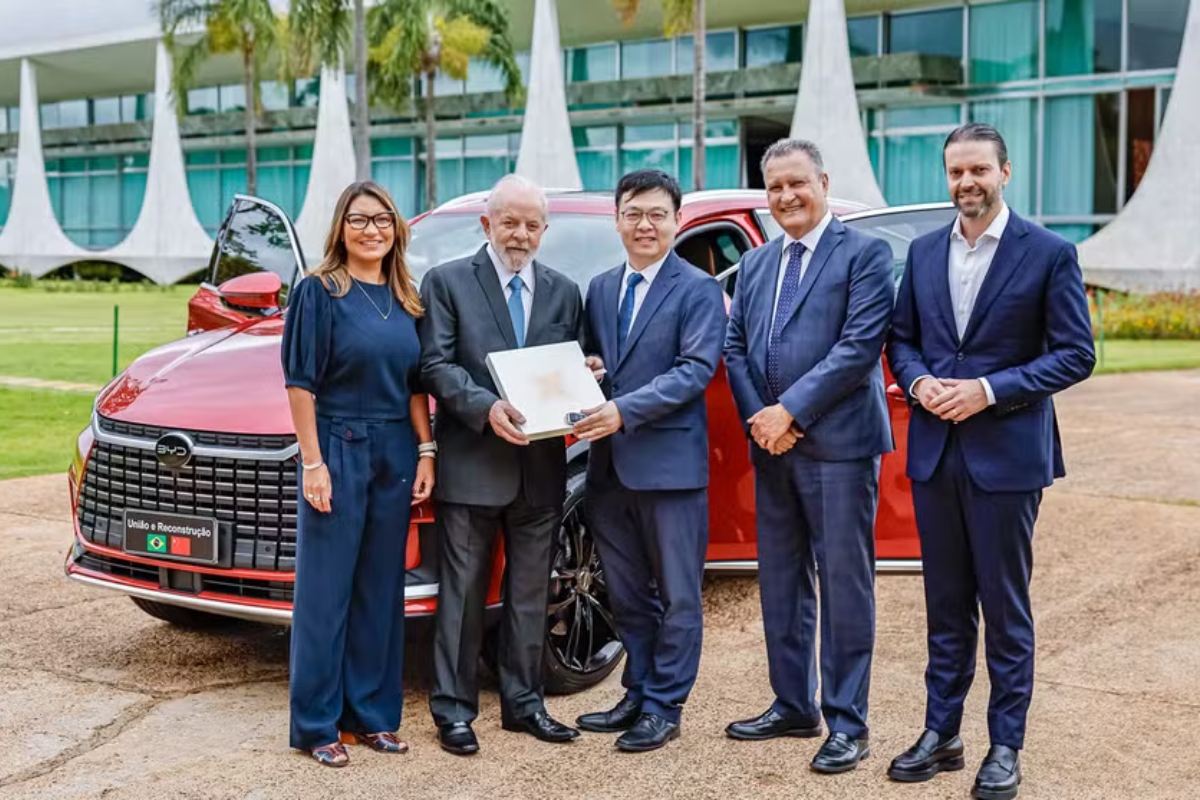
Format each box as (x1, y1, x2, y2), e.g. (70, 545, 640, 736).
(353, 277, 394, 320)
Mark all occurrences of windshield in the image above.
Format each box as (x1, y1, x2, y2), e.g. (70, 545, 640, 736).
(407, 212, 628, 289)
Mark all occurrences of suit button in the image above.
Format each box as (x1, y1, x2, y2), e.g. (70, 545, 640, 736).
(956, 352, 965, 362)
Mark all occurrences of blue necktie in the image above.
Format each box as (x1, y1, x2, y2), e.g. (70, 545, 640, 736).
(507, 274, 525, 347)
(617, 272, 644, 354)
(767, 241, 806, 397)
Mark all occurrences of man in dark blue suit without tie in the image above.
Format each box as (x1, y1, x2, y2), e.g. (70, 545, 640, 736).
(723, 139, 895, 774)
(886, 124, 1094, 800)
(572, 170, 726, 753)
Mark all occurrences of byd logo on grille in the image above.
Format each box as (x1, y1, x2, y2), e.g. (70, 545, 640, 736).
(155, 432, 194, 469)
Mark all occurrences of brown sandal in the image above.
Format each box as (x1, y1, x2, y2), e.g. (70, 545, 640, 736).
(343, 730, 409, 753)
(310, 741, 350, 767)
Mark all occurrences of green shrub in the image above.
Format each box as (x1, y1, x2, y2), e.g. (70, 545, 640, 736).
(1091, 291, 1200, 340)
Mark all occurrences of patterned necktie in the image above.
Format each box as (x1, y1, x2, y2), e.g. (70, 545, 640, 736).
(767, 241, 807, 397)
(617, 272, 645, 354)
(507, 274, 525, 348)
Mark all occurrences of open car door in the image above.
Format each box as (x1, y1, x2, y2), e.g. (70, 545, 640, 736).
(186, 195, 305, 334)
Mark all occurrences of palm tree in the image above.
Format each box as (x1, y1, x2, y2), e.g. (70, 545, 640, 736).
(368, 0, 524, 211)
(157, 0, 281, 195)
(288, 0, 369, 180)
(613, 0, 705, 191)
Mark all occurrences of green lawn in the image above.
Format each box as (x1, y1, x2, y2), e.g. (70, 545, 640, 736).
(1094, 339, 1200, 374)
(0, 388, 95, 480)
(0, 286, 192, 385)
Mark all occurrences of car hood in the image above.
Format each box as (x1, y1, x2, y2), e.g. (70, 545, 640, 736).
(95, 316, 293, 435)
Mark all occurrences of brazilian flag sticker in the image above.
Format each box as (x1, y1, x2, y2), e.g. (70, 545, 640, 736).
(147, 534, 167, 553)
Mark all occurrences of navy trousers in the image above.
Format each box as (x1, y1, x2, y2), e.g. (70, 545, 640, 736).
(912, 431, 1041, 751)
(754, 452, 880, 738)
(588, 483, 708, 724)
(289, 416, 415, 750)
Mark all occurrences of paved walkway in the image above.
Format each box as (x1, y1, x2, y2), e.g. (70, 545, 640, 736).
(0, 375, 102, 393)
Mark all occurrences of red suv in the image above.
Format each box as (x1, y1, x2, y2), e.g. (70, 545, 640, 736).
(65, 190, 955, 694)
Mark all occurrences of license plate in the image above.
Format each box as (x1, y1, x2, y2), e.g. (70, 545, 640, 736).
(123, 509, 219, 565)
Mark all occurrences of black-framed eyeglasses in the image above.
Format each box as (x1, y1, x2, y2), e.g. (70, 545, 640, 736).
(346, 212, 396, 230)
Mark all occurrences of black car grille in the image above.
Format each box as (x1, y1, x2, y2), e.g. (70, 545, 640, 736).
(97, 416, 297, 451)
(76, 552, 295, 603)
(78, 431, 298, 572)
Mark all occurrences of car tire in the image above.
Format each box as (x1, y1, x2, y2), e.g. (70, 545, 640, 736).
(130, 597, 239, 629)
(542, 464, 625, 695)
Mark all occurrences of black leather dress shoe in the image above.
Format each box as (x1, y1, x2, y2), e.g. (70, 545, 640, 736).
(810, 731, 871, 774)
(887, 729, 965, 782)
(725, 708, 823, 741)
(577, 695, 641, 733)
(973, 745, 1021, 800)
(438, 722, 479, 756)
(615, 713, 680, 752)
(501, 710, 580, 743)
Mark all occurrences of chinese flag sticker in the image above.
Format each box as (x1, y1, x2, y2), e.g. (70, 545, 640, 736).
(170, 536, 192, 557)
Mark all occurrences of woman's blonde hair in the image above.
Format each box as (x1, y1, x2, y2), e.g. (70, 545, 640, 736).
(310, 181, 423, 318)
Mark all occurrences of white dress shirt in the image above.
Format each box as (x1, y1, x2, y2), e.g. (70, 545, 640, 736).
(489, 243, 534, 333)
(910, 204, 1010, 405)
(772, 210, 833, 321)
(618, 252, 669, 327)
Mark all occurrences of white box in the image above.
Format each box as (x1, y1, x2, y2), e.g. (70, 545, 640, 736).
(485, 340, 607, 440)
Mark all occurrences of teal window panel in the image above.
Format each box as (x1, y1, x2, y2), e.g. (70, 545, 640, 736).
(466, 59, 505, 94)
(889, 8, 963, 59)
(883, 133, 948, 205)
(435, 159, 463, 206)
(679, 143, 740, 189)
(677, 31, 738, 74)
(220, 167, 248, 211)
(257, 165, 294, 218)
(221, 149, 247, 165)
(61, 175, 90, 231)
(969, 98, 1037, 217)
(744, 25, 803, 68)
(577, 150, 616, 191)
(1129, 0, 1189, 71)
(220, 84, 247, 112)
(1046, 0, 1122, 76)
(970, 0, 1039, 84)
(93, 97, 121, 125)
(90, 156, 119, 172)
(705, 119, 737, 139)
(91, 229, 123, 248)
(622, 39, 673, 79)
(1042, 93, 1119, 215)
(62, 158, 89, 173)
(121, 171, 147, 228)
(371, 138, 412, 157)
(187, 169, 222, 231)
(187, 87, 218, 115)
(372, 159, 416, 218)
(620, 146, 676, 175)
(90, 174, 120, 229)
(464, 156, 508, 194)
(257, 147, 291, 164)
(186, 151, 219, 166)
(40, 103, 60, 129)
(569, 44, 618, 82)
(465, 134, 508, 154)
(572, 126, 618, 148)
(624, 123, 676, 143)
(293, 165, 311, 218)
(848, 15, 880, 58)
(1046, 224, 1095, 243)
(59, 100, 88, 128)
(295, 143, 315, 160)
(886, 105, 960, 128)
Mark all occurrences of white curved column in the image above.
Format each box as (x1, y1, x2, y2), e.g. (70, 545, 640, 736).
(295, 66, 356, 265)
(0, 59, 88, 276)
(1077, 2, 1200, 292)
(105, 42, 214, 284)
(790, 0, 885, 208)
(515, 0, 582, 190)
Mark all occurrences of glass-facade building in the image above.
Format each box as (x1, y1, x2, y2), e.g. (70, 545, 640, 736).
(0, 0, 1189, 265)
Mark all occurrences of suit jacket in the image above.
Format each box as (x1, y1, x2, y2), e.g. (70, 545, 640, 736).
(723, 217, 895, 462)
(583, 251, 727, 491)
(417, 246, 584, 507)
(886, 211, 1096, 492)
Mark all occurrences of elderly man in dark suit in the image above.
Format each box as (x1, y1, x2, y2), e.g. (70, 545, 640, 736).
(886, 124, 1094, 800)
(723, 138, 895, 774)
(418, 174, 600, 755)
(571, 169, 726, 753)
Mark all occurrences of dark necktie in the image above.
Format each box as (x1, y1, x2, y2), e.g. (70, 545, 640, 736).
(507, 274, 525, 347)
(617, 272, 645, 354)
(767, 241, 806, 397)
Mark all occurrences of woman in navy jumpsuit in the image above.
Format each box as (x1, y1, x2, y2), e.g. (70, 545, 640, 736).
(282, 181, 435, 767)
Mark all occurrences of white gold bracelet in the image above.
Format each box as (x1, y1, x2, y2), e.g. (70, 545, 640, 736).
(418, 451, 436, 460)
(301, 459, 324, 470)
(417, 441, 437, 454)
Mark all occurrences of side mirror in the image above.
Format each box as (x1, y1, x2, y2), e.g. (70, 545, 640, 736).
(217, 272, 283, 311)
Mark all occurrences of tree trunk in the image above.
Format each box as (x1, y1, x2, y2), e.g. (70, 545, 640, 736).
(243, 45, 258, 196)
(353, 0, 370, 180)
(692, 0, 706, 192)
(424, 69, 437, 211)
